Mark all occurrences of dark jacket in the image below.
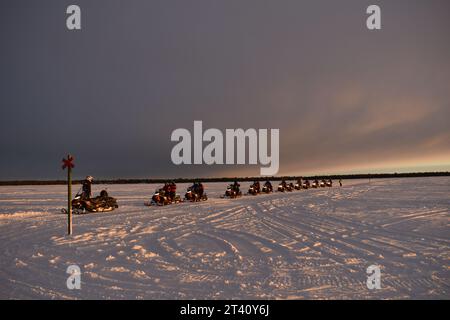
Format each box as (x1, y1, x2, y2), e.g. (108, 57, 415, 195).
(82, 180, 92, 199)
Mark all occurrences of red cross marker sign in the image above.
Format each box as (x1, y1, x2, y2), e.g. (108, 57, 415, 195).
(62, 155, 75, 170)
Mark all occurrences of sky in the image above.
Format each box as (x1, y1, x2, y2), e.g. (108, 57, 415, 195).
(0, 0, 449, 180)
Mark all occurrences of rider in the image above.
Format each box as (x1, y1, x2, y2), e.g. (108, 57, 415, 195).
(81, 176, 93, 200)
(232, 180, 240, 193)
(163, 182, 171, 199)
(253, 180, 260, 192)
(191, 181, 198, 193)
(198, 182, 204, 198)
(169, 181, 177, 200)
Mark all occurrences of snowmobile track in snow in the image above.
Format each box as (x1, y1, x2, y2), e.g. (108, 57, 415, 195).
(0, 178, 449, 299)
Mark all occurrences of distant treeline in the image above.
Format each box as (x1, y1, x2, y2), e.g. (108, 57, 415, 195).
(0, 172, 448, 186)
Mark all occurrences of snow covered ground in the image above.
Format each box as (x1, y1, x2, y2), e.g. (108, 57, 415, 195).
(0, 177, 449, 299)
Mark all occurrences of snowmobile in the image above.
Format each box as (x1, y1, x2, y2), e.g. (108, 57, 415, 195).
(277, 183, 286, 192)
(294, 180, 302, 190)
(319, 179, 326, 187)
(223, 184, 242, 198)
(288, 182, 295, 191)
(147, 188, 182, 206)
(262, 183, 273, 193)
(248, 183, 261, 195)
(64, 190, 119, 214)
(326, 179, 333, 187)
(311, 180, 319, 188)
(302, 180, 310, 189)
(185, 186, 208, 202)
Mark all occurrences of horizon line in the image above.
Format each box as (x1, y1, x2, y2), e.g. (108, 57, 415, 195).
(0, 171, 449, 186)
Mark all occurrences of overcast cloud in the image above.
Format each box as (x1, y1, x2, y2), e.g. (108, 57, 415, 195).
(0, 0, 449, 179)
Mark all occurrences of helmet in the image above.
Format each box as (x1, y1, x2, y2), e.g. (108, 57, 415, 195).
(85, 175, 94, 182)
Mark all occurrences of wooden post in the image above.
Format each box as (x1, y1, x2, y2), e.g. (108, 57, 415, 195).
(62, 154, 75, 235)
(67, 159, 72, 235)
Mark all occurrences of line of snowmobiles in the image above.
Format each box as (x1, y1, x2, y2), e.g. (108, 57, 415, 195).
(277, 178, 332, 192)
(221, 178, 334, 198)
(63, 178, 334, 214)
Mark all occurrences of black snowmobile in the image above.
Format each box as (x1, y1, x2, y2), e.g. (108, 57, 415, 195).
(262, 182, 273, 193)
(287, 182, 295, 191)
(319, 179, 326, 187)
(326, 179, 333, 187)
(223, 184, 242, 198)
(65, 189, 118, 214)
(311, 180, 319, 188)
(185, 185, 208, 202)
(248, 182, 261, 195)
(302, 180, 310, 189)
(294, 179, 302, 190)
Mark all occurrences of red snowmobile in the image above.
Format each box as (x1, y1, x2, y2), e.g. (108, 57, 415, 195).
(147, 184, 182, 206)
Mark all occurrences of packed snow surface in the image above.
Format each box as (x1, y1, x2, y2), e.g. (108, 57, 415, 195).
(0, 178, 449, 299)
